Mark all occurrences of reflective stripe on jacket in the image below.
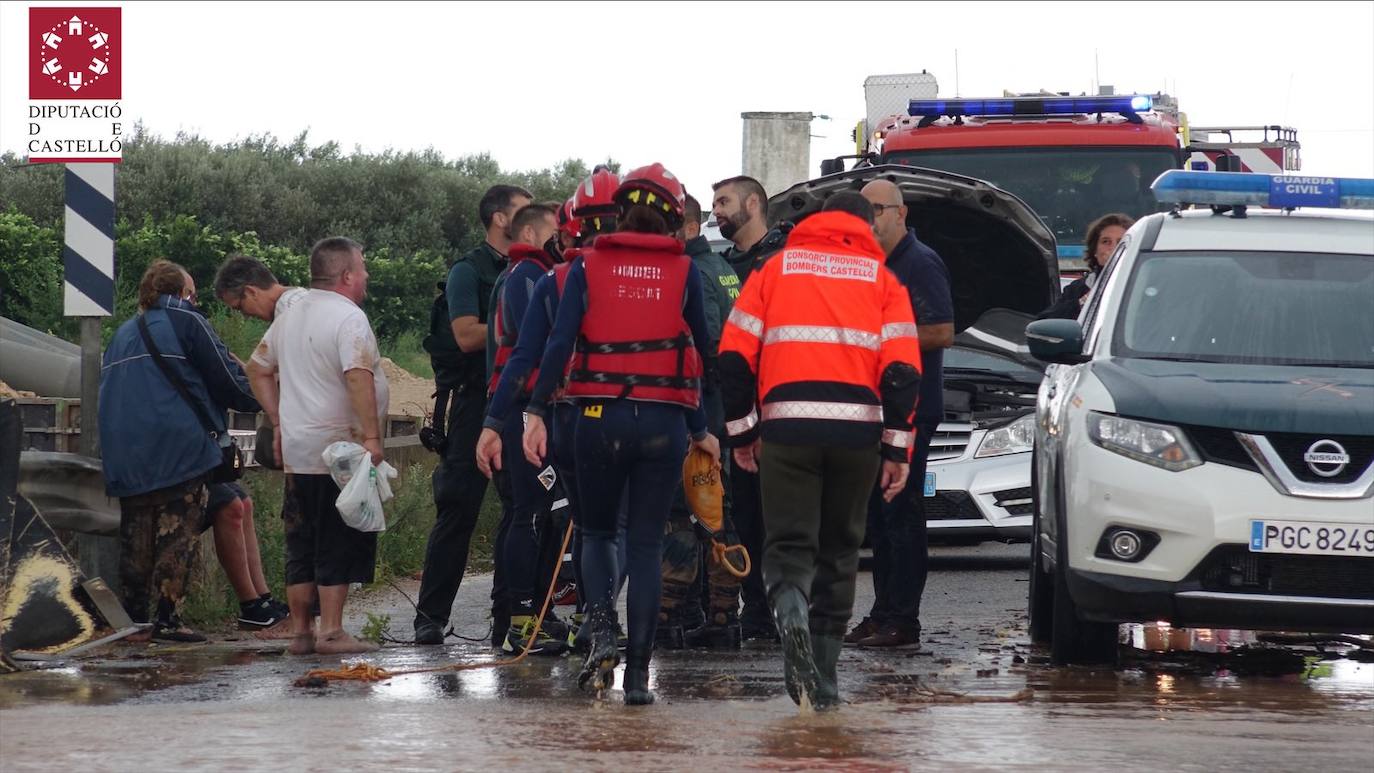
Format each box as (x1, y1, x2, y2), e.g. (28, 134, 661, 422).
(718, 210, 922, 457)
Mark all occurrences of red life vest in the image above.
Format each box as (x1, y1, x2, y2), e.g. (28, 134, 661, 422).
(489, 244, 556, 395)
(564, 232, 702, 409)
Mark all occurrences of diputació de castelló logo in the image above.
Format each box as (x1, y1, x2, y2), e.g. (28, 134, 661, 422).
(30, 7, 121, 100)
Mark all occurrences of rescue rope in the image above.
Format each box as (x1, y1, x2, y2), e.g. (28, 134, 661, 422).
(299, 519, 575, 685)
(710, 539, 751, 579)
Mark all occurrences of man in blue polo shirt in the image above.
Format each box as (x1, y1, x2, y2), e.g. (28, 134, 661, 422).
(850, 179, 955, 649)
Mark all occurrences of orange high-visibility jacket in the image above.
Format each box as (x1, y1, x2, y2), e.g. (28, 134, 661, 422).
(718, 210, 923, 460)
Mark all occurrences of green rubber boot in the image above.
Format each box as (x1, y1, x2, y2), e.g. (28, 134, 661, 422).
(770, 584, 819, 708)
(810, 633, 843, 711)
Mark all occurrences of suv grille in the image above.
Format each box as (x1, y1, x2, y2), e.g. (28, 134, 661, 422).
(1266, 432, 1374, 485)
(1183, 425, 1259, 471)
(1195, 546, 1374, 600)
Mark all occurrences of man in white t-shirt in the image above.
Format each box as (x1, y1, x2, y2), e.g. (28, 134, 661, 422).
(248, 237, 390, 655)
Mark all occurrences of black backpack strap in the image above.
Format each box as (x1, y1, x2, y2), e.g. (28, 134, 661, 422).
(137, 314, 220, 440)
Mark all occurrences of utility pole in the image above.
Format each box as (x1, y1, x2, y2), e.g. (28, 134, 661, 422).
(64, 162, 119, 585)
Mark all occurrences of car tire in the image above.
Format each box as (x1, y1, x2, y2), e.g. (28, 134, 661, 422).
(1048, 463, 1118, 666)
(1027, 459, 1054, 645)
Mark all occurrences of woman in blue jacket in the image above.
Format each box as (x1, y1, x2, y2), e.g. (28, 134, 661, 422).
(99, 260, 261, 641)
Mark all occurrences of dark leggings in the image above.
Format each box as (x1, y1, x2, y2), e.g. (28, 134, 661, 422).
(552, 403, 585, 612)
(574, 400, 689, 654)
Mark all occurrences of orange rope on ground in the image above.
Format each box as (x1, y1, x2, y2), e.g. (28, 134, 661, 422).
(711, 539, 751, 579)
(300, 519, 576, 684)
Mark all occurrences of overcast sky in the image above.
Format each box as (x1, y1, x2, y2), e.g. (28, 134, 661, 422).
(3, 0, 1373, 201)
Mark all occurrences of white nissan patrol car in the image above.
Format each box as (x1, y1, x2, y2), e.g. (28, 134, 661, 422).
(1025, 170, 1374, 664)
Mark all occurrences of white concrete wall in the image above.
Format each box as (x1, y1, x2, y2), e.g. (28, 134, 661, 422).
(741, 111, 813, 199)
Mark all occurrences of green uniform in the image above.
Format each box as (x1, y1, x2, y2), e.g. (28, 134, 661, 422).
(660, 236, 745, 643)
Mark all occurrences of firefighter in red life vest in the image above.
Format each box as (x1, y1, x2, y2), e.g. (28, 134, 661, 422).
(469, 202, 572, 656)
(718, 191, 923, 710)
(522, 163, 720, 705)
(476, 175, 621, 652)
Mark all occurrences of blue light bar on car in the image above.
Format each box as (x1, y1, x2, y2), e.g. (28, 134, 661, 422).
(908, 95, 1152, 118)
(1151, 170, 1374, 209)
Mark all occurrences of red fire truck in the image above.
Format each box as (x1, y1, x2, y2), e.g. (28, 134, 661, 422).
(825, 76, 1301, 266)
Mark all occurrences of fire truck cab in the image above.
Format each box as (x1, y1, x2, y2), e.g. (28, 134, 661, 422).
(827, 82, 1301, 268)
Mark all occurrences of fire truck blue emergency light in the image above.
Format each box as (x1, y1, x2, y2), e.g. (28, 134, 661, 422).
(1151, 170, 1374, 209)
(908, 95, 1153, 118)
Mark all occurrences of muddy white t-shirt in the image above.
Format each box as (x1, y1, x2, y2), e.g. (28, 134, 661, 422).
(251, 289, 390, 474)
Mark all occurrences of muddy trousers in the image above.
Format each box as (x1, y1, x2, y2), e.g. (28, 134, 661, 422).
(662, 478, 741, 626)
(866, 419, 938, 633)
(575, 400, 689, 655)
(758, 442, 881, 638)
(118, 478, 206, 626)
(417, 383, 489, 629)
(498, 402, 557, 615)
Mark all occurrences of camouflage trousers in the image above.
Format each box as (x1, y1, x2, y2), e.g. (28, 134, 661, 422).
(118, 477, 207, 625)
(661, 509, 743, 627)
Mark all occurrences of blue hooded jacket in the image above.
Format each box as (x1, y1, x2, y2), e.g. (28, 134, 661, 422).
(98, 295, 261, 498)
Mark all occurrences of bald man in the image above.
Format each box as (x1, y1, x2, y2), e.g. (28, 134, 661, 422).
(849, 179, 954, 650)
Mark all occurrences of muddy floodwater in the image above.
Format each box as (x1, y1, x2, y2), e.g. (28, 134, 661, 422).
(2, 544, 1370, 771)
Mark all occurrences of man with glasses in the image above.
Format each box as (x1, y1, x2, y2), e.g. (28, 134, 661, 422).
(850, 179, 954, 651)
(416, 184, 533, 645)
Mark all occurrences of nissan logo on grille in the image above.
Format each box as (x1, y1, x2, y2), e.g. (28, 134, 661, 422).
(1303, 439, 1350, 478)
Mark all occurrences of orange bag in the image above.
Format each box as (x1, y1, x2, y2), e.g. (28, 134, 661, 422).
(681, 448, 750, 578)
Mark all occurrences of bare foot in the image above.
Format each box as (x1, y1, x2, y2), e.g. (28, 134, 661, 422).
(314, 630, 380, 655)
(287, 633, 316, 655)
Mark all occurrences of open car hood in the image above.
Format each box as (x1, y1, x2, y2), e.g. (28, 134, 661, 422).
(768, 165, 1059, 333)
(952, 308, 1044, 372)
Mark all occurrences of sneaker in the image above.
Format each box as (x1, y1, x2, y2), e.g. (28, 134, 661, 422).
(843, 616, 880, 645)
(414, 620, 446, 646)
(502, 616, 569, 656)
(152, 619, 207, 643)
(566, 612, 586, 651)
(541, 609, 571, 643)
(491, 610, 510, 649)
(258, 593, 290, 622)
(856, 624, 921, 650)
(239, 598, 287, 629)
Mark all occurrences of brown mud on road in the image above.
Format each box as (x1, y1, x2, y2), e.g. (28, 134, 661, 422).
(1, 544, 1370, 771)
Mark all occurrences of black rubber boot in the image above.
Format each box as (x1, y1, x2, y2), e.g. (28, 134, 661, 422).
(770, 584, 819, 708)
(623, 649, 655, 706)
(577, 601, 619, 694)
(810, 633, 843, 711)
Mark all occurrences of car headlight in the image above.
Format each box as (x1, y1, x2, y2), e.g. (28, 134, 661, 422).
(1086, 412, 1202, 471)
(975, 413, 1035, 458)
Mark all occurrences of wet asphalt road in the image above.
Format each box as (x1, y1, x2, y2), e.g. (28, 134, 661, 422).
(1, 543, 1370, 771)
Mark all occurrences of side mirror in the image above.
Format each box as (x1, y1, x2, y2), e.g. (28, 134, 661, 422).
(1026, 319, 1089, 365)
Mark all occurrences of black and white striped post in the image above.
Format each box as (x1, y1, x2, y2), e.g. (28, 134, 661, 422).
(63, 162, 116, 458)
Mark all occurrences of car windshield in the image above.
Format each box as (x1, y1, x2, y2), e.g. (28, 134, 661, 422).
(884, 147, 1177, 246)
(1113, 251, 1374, 367)
(945, 346, 1043, 380)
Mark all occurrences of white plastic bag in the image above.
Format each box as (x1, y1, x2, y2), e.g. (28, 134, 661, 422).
(322, 441, 398, 532)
